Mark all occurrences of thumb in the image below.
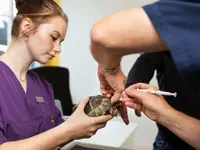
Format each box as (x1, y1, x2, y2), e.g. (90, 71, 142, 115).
(111, 91, 122, 103)
(78, 98, 89, 110)
(125, 88, 149, 104)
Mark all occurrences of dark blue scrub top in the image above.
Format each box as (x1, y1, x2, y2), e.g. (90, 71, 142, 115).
(143, 0, 200, 149)
(144, 0, 200, 86)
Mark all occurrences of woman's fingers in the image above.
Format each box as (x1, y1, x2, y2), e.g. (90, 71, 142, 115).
(96, 123, 107, 130)
(92, 115, 113, 124)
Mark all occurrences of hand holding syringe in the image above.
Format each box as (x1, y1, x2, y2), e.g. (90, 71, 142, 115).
(137, 89, 177, 97)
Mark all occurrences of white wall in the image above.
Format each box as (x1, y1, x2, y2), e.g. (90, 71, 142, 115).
(60, 0, 158, 149)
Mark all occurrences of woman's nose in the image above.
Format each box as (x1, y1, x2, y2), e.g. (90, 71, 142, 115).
(53, 42, 61, 53)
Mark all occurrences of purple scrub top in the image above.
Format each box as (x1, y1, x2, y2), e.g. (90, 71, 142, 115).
(0, 61, 64, 144)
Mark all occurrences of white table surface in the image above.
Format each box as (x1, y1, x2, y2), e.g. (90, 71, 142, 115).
(62, 117, 137, 150)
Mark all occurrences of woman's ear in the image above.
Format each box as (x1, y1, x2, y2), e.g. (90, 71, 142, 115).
(20, 17, 33, 37)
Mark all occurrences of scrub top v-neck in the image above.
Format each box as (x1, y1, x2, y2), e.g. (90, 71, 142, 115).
(0, 61, 64, 144)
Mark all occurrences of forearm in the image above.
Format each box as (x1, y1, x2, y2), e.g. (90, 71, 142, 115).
(160, 108, 200, 149)
(90, 42, 121, 69)
(0, 122, 73, 150)
(90, 8, 167, 68)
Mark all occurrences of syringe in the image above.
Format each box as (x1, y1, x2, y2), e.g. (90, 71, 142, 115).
(137, 89, 177, 97)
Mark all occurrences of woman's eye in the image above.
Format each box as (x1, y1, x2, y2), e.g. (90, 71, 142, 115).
(51, 35, 57, 41)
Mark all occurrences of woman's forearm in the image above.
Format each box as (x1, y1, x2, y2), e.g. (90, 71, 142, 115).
(0, 122, 73, 150)
(160, 108, 200, 150)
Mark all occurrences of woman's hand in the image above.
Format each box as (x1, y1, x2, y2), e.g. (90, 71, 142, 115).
(64, 98, 112, 140)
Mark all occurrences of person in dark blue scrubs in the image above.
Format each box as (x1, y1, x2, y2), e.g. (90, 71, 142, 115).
(126, 51, 200, 150)
(0, 0, 112, 149)
(90, 0, 200, 149)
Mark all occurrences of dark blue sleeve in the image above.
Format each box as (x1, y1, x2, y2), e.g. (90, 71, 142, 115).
(143, 0, 200, 86)
(126, 52, 163, 88)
